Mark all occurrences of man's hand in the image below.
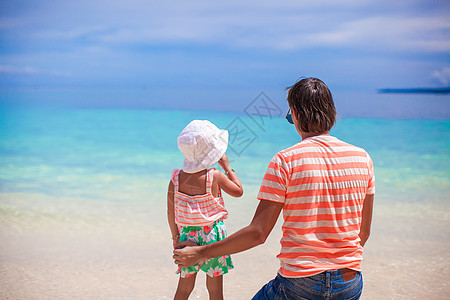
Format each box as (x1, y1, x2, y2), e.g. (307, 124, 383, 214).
(173, 243, 204, 269)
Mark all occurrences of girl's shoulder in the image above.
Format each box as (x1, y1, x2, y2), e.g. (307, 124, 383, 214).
(171, 168, 181, 182)
(210, 168, 226, 184)
(209, 167, 220, 176)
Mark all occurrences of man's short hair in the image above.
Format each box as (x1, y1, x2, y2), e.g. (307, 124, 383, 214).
(287, 77, 337, 133)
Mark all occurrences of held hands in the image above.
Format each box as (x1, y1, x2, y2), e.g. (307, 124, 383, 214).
(172, 238, 194, 249)
(173, 239, 197, 249)
(173, 242, 204, 269)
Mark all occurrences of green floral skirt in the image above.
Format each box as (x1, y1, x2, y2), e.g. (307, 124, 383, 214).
(177, 220, 234, 278)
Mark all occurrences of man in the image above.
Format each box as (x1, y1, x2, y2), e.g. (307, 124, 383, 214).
(174, 77, 375, 299)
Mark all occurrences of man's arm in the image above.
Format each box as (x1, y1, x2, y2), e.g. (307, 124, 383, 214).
(359, 194, 374, 247)
(173, 200, 284, 268)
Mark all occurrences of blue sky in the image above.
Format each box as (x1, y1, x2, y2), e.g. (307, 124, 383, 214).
(0, 0, 449, 118)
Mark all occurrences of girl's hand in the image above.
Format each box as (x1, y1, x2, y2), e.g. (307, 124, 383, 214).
(216, 153, 243, 197)
(218, 154, 231, 172)
(174, 240, 198, 249)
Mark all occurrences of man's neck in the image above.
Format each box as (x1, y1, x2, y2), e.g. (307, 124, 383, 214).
(300, 131, 329, 140)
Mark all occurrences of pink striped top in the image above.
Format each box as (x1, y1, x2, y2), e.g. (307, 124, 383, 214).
(257, 135, 375, 278)
(172, 168, 228, 227)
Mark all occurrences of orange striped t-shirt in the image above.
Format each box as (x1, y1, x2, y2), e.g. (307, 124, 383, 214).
(172, 168, 228, 227)
(257, 135, 375, 278)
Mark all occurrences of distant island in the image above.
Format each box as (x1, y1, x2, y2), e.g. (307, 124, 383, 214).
(378, 88, 450, 94)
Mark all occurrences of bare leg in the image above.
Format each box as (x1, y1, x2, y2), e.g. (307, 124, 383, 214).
(174, 273, 197, 300)
(206, 275, 223, 300)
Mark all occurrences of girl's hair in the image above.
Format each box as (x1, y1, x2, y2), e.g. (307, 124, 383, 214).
(286, 77, 337, 134)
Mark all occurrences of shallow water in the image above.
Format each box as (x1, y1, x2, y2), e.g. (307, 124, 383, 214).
(0, 108, 449, 299)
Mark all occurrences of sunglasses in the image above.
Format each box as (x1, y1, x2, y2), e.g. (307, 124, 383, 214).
(285, 108, 294, 124)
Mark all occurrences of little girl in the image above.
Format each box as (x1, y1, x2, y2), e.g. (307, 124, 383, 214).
(167, 120, 243, 300)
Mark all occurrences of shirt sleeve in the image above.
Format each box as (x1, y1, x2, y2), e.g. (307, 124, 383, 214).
(366, 153, 376, 195)
(257, 153, 289, 203)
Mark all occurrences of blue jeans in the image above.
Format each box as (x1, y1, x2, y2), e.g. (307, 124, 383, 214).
(252, 270, 363, 300)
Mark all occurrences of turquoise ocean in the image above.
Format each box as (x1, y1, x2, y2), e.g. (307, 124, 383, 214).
(1, 107, 449, 299)
(1, 107, 448, 205)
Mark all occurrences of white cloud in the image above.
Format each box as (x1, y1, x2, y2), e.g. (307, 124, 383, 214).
(2, 0, 449, 89)
(432, 67, 450, 86)
(0, 65, 38, 74)
(0, 65, 71, 77)
(7, 0, 447, 53)
(286, 15, 450, 52)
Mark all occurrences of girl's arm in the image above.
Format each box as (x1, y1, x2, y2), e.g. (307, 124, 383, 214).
(167, 181, 180, 248)
(216, 154, 243, 197)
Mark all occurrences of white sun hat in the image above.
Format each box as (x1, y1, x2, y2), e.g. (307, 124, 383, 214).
(177, 120, 229, 174)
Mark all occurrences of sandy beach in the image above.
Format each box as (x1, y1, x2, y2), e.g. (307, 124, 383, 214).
(1, 186, 449, 300)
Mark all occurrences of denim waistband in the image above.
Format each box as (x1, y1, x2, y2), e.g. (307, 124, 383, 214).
(304, 269, 359, 282)
(273, 268, 363, 299)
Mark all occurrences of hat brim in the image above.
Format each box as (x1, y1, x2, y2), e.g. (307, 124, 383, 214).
(183, 130, 228, 173)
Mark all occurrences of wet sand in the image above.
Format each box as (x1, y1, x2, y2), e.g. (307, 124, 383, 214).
(0, 192, 449, 299)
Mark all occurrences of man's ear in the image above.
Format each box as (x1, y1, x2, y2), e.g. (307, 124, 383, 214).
(291, 107, 298, 123)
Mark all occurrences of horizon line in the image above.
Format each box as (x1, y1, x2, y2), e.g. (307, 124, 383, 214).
(378, 87, 450, 95)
